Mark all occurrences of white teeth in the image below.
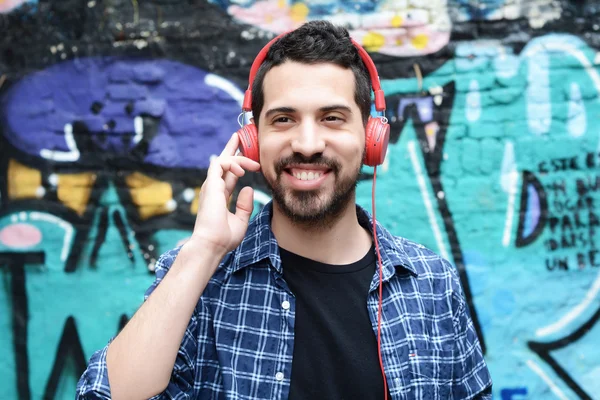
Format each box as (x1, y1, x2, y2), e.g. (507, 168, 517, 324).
(293, 171, 322, 181)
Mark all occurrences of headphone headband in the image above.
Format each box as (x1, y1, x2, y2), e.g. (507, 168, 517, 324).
(242, 32, 386, 112)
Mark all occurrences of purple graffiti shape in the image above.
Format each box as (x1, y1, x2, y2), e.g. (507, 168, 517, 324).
(0, 57, 243, 169)
(524, 183, 541, 238)
(516, 171, 548, 248)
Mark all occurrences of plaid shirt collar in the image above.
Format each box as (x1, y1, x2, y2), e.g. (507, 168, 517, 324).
(231, 201, 418, 278)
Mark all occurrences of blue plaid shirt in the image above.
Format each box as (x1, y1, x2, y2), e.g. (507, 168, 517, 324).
(77, 202, 492, 399)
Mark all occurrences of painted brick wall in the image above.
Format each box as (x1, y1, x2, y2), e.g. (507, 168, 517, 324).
(1, 0, 599, 398)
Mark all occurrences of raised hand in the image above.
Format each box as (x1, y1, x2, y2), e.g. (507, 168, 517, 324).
(187, 132, 261, 257)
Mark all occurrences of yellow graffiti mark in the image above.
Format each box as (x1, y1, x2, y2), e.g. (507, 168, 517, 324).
(190, 189, 234, 215)
(7, 159, 96, 216)
(56, 173, 96, 216)
(362, 31, 385, 52)
(290, 2, 309, 22)
(411, 34, 429, 50)
(391, 15, 403, 28)
(125, 172, 174, 220)
(190, 188, 201, 215)
(8, 159, 42, 200)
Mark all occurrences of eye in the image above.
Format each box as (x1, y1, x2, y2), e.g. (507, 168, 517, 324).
(323, 115, 344, 123)
(273, 116, 293, 124)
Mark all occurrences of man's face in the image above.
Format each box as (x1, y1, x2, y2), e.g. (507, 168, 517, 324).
(257, 61, 365, 226)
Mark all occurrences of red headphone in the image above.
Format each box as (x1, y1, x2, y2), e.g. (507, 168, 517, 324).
(236, 33, 390, 167)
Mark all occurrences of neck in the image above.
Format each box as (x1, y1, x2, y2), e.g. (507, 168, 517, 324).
(271, 199, 373, 265)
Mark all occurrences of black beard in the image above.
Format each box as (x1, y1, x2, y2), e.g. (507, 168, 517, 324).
(264, 153, 362, 230)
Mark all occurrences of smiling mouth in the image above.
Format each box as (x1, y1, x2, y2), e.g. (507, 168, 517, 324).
(284, 168, 332, 181)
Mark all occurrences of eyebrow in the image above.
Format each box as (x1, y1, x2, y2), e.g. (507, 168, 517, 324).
(319, 105, 353, 114)
(264, 105, 353, 119)
(264, 107, 296, 119)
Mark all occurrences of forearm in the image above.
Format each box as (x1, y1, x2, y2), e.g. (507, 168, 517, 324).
(106, 242, 223, 400)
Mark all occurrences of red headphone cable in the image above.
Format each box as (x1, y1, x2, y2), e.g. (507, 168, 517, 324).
(372, 165, 388, 400)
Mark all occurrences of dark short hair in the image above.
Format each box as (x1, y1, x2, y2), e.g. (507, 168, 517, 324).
(250, 20, 372, 129)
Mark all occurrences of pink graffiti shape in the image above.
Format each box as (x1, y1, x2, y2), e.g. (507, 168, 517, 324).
(0, 223, 42, 248)
(230, 1, 298, 33)
(228, 0, 451, 57)
(0, 0, 28, 13)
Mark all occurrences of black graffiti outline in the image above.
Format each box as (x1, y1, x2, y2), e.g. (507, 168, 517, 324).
(515, 171, 548, 248)
(1, 250, 133, 399)
(44, 316, 88, 399)
(517, 170, 599, 398)
(1, 252, 44, 400)
(386, 81, 486, 353)
(528, 305, 600, 400)
(89, 208, 135, 267)
(89, 207, 109, 268)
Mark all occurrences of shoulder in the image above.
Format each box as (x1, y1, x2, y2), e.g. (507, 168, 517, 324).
(385, 233, 465, 299)
(389, 234, 456, 277)
(386, 235, 471, 326)
(362, 205, 455, 278)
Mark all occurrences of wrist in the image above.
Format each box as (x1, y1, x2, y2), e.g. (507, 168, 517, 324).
(174, 237, 228, 276)
(185, 234, 230, 259)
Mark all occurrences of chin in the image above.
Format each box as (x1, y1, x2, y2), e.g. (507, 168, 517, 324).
(278, 189, 354, 227)
(283, 191, 328, 215)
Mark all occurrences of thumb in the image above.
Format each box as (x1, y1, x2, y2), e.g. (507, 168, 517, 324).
(235, 186, 254, 225)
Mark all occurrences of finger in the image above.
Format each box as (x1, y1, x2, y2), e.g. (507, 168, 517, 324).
(233, 156, 261, 171)
(235, 186, 254, 224)
(204, 161, 244, 203)
(223, 170, 239, 198)
(207, 156, 260, 181)
(220, 132, 241, 157)
(226, 162, 246, 177)
(235, 158, 261, 176)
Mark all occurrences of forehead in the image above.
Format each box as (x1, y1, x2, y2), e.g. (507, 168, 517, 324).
(261, 61, 357, 108)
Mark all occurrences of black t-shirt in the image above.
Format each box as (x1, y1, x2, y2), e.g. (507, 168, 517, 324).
(280, 245, 386, 400)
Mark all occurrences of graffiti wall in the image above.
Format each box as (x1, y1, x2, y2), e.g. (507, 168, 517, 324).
(1, 0, 599, 398)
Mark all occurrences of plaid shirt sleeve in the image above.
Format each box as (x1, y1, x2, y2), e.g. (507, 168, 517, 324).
(146, 246, 200, 399)
(76, 343, 112, 399)
(77, 247, 197, 399)
(447, 260, 493, 399)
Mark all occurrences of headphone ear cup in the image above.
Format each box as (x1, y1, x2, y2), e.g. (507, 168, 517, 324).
(236, 124, 260, 163)
(364, 117, 390, 167)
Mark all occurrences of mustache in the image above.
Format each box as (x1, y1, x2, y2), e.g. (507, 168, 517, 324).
(274, 154, 341, 175)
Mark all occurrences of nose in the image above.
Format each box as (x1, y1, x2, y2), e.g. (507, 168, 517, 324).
(290, 120, 326, 157)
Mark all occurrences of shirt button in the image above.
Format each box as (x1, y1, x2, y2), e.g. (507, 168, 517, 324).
(281, 300, 290, 310)
(275, 372, 284, 381)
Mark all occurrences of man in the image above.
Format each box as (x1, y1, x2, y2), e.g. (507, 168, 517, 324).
(77, 20, 492, 399)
